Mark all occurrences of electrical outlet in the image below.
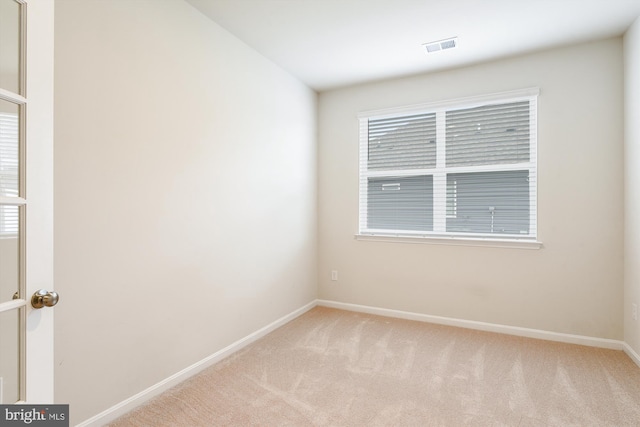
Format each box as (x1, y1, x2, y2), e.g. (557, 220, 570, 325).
(633, 303, 638, 321)
(331, 270, 338, 281)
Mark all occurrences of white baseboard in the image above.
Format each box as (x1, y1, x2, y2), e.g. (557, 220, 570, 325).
(623, 342, 640, 368)
(76, 300, 317, 427)
(317, 300, 625, 351)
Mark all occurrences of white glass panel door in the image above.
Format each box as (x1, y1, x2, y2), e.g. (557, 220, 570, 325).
(0, 0, 55, 404)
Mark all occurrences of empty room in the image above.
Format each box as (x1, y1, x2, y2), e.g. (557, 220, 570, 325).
(2, 0, 640, 425)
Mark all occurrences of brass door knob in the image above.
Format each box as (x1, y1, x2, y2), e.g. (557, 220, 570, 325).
(31, 289, 59, 309)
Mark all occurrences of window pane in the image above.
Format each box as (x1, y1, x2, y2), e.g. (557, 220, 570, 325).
(0, 205, 19, 303)
(368, 113, 436, 170)
(0, 100, 19, 198)
(446, 101, 530, 167)
(0, 308, 21, 403)
(0, 0, 21, 94)
(446, 170, 529, 235)
(367, 175, 433, 231)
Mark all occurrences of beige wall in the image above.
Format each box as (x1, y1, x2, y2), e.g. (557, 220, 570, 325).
(318, 38, 624, 340)
(53, 0, 317, 424)
(625, 17, 640, 354)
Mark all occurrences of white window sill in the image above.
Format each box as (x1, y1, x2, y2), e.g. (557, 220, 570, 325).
(355, 233, 543, 250)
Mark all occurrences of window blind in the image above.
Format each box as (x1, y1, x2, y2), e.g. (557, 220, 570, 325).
(368, 113, 436, 170)
(446, 101, 530, 167)
(359, 89, 537, 241)
(0, 111, 19, 237)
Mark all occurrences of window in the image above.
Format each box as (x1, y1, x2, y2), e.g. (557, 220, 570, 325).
(0, 111, 19, 238)
(358, 88, 538, 243)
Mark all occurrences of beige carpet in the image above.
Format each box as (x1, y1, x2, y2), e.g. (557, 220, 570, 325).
(109, 307, 640, 426)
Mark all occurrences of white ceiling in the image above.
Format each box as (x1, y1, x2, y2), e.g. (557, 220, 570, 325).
(186, 0, 640, 91)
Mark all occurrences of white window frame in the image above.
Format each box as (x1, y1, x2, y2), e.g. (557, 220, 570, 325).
(357, 88, 542, 249)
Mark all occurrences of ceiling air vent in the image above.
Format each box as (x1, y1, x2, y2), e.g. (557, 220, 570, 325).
(423, 37, 458, 54)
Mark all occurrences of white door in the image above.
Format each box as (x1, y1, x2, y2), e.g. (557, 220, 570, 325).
(0, 0, 54, 404)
